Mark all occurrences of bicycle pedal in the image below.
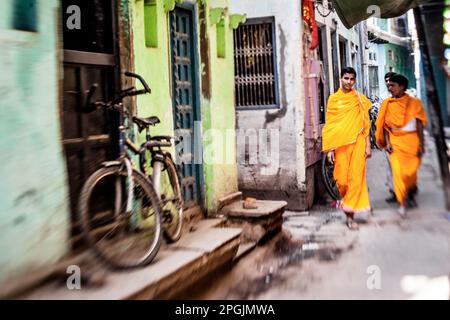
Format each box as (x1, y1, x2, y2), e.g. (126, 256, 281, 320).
(163, 210, 173, 223)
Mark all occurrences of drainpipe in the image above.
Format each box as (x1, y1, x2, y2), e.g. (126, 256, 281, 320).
(358, 22, 369, 96)
(413, 6, 450, 210)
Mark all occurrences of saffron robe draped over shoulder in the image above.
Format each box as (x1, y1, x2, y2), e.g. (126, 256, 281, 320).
(375, 94, 428, 204)
(322, 89, 371, 152)
(322, 89, 372, 213)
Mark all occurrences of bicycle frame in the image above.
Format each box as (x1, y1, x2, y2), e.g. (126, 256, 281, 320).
(136, 126, 173, 200)
(97, 108, 137, 215)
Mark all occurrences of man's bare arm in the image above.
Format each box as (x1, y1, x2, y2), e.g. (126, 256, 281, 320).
(365, 135, 372, 159)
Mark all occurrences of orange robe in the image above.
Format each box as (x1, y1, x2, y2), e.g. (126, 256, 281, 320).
(375, 94, 428, 204)
(322, 89, 372, 213)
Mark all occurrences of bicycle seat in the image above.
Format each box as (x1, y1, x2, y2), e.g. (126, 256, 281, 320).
(133, 116, 160, 132)
(152, 135, 174, 141)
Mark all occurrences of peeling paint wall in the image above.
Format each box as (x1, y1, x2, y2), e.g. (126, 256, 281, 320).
(229, 0, 306, 210)
(0, 0, 70, 287)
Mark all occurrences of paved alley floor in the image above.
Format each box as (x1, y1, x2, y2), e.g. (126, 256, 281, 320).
(196, 135, 450, 300)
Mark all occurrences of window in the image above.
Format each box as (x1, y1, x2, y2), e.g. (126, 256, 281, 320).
(369, 66, 379, 98)
(388, 49, 394, 60)
(318, 26, 328, 123)
(234, 17, 279, 109)
(331, 30, 339, 92)
(12, 0, 38, 32)
(339, 38, 348, 69)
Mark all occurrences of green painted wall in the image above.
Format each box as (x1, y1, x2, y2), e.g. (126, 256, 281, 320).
(385, 43, 416, 89)
(0, 0, 70, 288)
(131, 0, 238, 214)
(132, 0, 175, 140)
(431, 57, 449, 125)
(202, 1, 238, 213)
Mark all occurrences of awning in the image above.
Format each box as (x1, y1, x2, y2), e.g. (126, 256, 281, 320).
(332, 0, 436, 28)
(368, 31, 389, 44)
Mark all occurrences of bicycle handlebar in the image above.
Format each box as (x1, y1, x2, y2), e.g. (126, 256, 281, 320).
(124, 72, 151, 94)
(83, 72, 151, 113)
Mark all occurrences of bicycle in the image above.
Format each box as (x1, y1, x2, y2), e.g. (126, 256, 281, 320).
(131, 116, 184, 243)
(78, 72, 163, 269)
(369, 96, 381, 150)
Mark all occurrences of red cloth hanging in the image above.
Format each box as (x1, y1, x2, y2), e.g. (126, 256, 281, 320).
(302, 0, 319, 50)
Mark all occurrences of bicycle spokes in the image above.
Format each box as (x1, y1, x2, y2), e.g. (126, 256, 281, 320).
(82, 168, 161, 268)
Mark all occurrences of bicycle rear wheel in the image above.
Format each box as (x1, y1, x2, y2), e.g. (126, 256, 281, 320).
(321, 155, 341, 201)
(160, 156, 183, 243)
(78, 165, 162, 269)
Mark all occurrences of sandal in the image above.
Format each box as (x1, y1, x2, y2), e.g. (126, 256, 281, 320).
(346, 219, 359, 230)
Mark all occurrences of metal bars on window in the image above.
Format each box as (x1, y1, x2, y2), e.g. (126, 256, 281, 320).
(234, 18, 279, 109)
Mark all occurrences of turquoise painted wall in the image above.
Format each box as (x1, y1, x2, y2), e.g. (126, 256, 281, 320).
(378, 18, 388, 32)
(385, 43, 416, 89)
(131, 0, 238, 213)
(0, 0, 70, 288)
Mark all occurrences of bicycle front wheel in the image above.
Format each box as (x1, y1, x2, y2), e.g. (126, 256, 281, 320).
(370, 121, 379, 150)
(160, 156, 184, 243)
(78, 165, 162, 269)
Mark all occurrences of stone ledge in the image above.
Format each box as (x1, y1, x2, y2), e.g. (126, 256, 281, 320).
(222, 200, 287, 243)
(21, 224, 242, 300)
(217, 192, 243, 212)
(222, 200, 287, 218)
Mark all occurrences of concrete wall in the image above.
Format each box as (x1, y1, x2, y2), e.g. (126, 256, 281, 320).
(315, 4, 364, 94)
(229, 0, 306, 210)
(0, 0, 70, 287)
(131, 0, 238, 214)
(228, 0, 365, 211)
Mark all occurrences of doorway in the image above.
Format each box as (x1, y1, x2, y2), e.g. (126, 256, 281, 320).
(169, 5, 203, 209)
(60, 0, 120, 238)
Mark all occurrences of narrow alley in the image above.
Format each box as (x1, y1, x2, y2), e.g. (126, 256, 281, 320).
(1, 0, 450, 303)
(193, 135, 450, 300)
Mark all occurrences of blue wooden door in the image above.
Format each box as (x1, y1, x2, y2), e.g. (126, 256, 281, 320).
(170, 6, 202, 208)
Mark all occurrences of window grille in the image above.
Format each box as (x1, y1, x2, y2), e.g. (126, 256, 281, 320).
(233, 17, 279, 109)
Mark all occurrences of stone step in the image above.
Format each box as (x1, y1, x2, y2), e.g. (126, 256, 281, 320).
(21, 222, 242, 300)
(187, 218, 225, 232)
(222, 200, 287, 244)
(233, 241, 257, 262)
(217, 192, 243, 212)
(223, 200, 287, 218)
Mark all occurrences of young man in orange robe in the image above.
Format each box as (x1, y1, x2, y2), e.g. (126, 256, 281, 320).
(375, 74, 427, 217)
(322, 67, 372, 230)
